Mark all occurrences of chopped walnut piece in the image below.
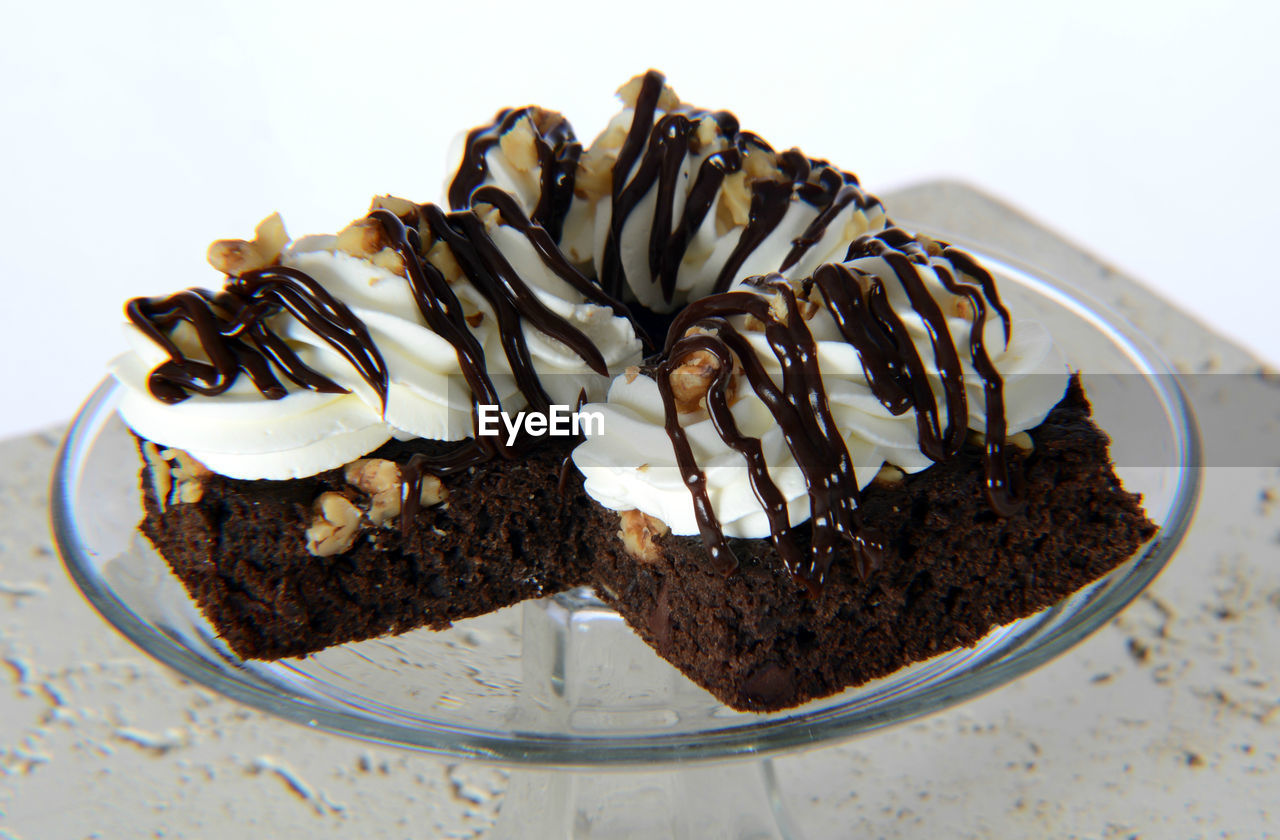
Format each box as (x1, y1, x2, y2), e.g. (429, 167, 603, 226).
(417, 474, 448, 507)
(140, 442, 172, 513)
(750, 281, 819, 327)
(335, 217, 385, 256)
(499, 115, 538, 172)
(367, 475, 446, 526)
(841, 210, 875, 244)
(742, 144, 779, 181)
(713, 145, 781, 235)
(206, 212, 289, 277)
(615, 73, 680, 112)
(143, 444, 211, 509)
(576, 126, 626, 199)
(474, 202, 502, 231)
(371, 249, 403, 274)
(340, 458, 447, 527)
(335, 217, 405, 276)
(369, 194, 430, 241)
(618, 509, 669, 563)
(305, 493, 363, 557)
(344, 459, 402, 527)
(624, 365, 641, 384)
(344, 459, 401, 495)
(369, 194, 419, 219)
(669, 348, 722, 414)
(917, 234, 946, 257)
(426, 240, 464, 284)
(691, 116, 720, 153)
(768, 289, 790, 324)
(160, 448, 212, 504)
(668, 328, 742, 413)
(529, 107, 568, 135)
(1008, 431, 1034, 453)
(715, 172, 751, 235)
(367, 488, 401, 527)
(873, 464, 906, 486)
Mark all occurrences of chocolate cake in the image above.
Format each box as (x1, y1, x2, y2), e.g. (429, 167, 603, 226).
(111, 71, 1158, 712)
(137, 436, 597, 660)
(586, 378, 1155, 711)
(137, 376, 1153, 702)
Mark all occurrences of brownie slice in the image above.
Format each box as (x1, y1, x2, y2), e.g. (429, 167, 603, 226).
(138, 437, 596, 660)
(585, 378, 1158, 711)
(137, 378, 1154, 712)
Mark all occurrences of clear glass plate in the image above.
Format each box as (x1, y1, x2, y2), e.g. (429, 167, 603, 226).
(51, 235, 1200, 769)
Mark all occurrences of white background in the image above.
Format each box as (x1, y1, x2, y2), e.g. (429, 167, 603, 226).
(2, 0, 1277, 439)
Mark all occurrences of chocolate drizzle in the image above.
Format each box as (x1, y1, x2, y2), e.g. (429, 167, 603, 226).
(656, 282, 883, 593)
(129, 75, 1031, 597)
(596, 70, 883, 307)
(780, 181, 875, 273)
(131, 196, 634, 487)
(447, 107, 582, 242)
(649, 229, 1020, 594)
(127, 267, 388, 407)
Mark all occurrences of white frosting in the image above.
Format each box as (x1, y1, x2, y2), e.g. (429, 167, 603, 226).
(572, 252, 1069, 538)
(112, 219, 642, 480)
(578, 105, 888, 313)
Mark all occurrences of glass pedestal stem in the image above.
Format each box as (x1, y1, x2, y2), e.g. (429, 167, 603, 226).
(483, 588, 803, 840)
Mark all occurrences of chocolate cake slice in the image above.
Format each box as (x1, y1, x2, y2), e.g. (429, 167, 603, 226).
(138, 437, 597, 660)
(112, 71, 1159, 714)
(137, 377, 1154, 710)
(585, 378, 1156, 711)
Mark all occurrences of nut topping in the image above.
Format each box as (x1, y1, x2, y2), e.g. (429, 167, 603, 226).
(417, 474, 448, 508)
(499, 115, 539, 172)
(140, 442, 173, 513)
(618, 509, 669, 563)
(344, 458, 401, 495)
(576, 132, 624, 199)
(1008, 431, 1034, 453)
(160, 448, 211, 504)
(872, 464, 906, 486)
(335, 217, 405, 276)
(305, 493, 362, 557)
(141, 443, 211, 510)
(615, 74, 679, 112)
(369, 193, 419, 219)
(715, 171, 751, 235)
(207, 212, 288, 277)
(341, 458, 448, 527)
(669, 348, 722, 414)
(668, 329, 740, 414)
(426, 240, 464, 285)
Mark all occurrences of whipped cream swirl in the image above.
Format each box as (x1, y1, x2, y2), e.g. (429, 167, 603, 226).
(113, 198, 642, 479)
(573, 229, 1069, 588)
(576, 71, 888, 313)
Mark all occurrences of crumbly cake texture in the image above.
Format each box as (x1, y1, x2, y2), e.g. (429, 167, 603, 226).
(139, 437, 598, 660)
(138, 378, 1155, 708)
(586, 378, 1156, 710)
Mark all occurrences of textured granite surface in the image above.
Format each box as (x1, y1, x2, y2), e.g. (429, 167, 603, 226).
(2, 182, 1276, 839)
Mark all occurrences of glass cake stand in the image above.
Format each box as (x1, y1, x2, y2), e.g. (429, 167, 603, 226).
(52, 235, 1200, 839)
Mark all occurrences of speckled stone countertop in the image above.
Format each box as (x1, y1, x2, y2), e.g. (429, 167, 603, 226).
(2, 182, 1276, 839)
